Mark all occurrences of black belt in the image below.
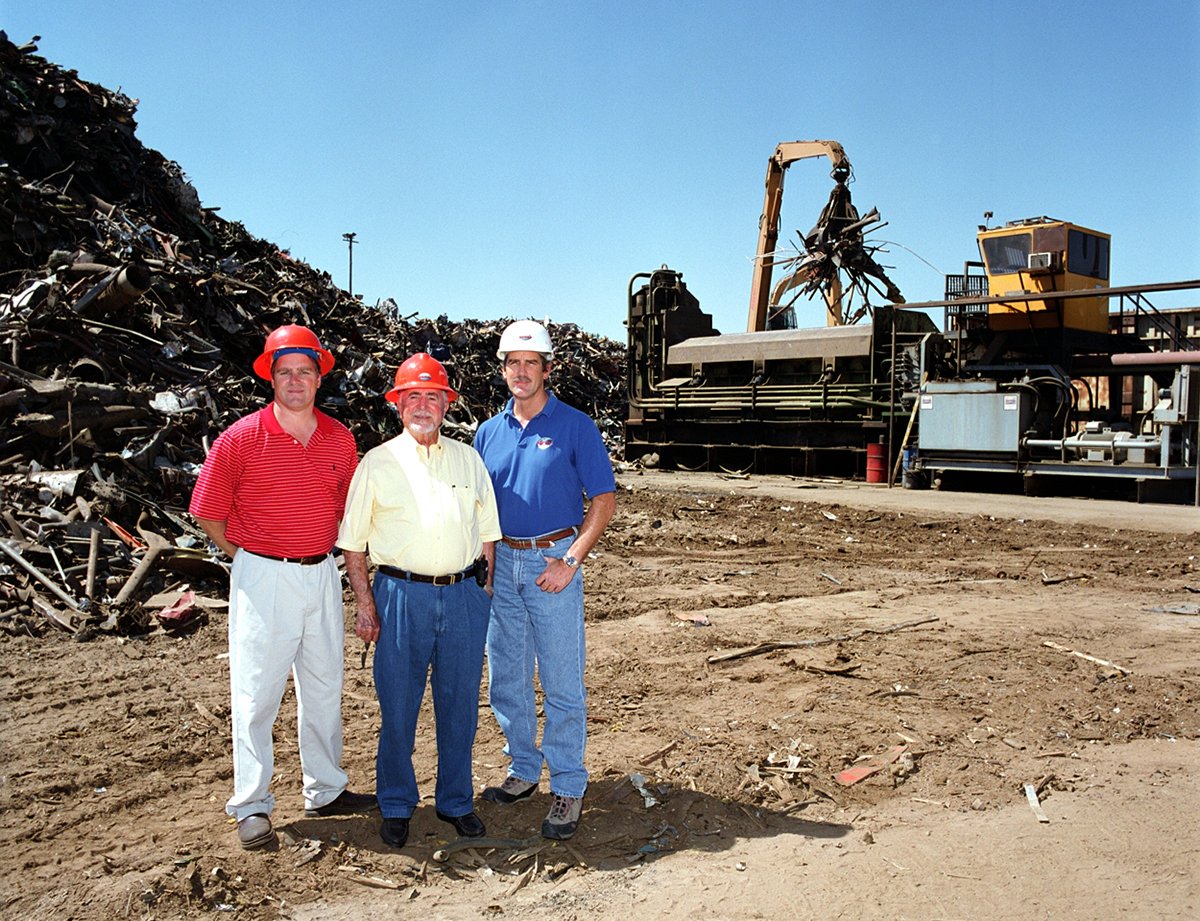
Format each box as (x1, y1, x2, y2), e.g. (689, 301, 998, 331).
(245, 549, 329, 566)
(501, 527, 576, 549)
(378, 561, 480, 586)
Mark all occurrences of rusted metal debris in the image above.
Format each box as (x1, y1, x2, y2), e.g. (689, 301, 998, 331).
(768, 158, 905, 327)
(0, 32, 626, 636)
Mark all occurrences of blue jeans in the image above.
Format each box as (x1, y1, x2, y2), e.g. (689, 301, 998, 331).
(487, 538, 588, 798)
(372, 573, 490, 818)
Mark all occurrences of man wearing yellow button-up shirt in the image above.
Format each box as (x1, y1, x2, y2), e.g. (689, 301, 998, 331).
(338, 353, 500, 850)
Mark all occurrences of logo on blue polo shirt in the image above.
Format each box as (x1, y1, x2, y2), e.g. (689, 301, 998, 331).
(536, 437, 553, 449)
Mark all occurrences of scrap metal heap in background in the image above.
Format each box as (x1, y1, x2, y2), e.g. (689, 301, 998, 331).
(0, 33, 625, 637)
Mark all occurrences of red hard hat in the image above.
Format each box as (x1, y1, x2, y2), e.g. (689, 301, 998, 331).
(385, 352, 459, 403)
(252, 325, 335, 380)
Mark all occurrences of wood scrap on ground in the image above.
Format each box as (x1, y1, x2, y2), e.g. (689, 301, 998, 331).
(1042, 640, 1131, 675)
(337, 868, 410, 892)
(794, 660, 862, 677)
(1023, 783, 1050, 823)
(637, 739, 680, 766)
(1040, 570, 1090, 585)
(707, 615, 939, 664)
(432, 835, 541, 863)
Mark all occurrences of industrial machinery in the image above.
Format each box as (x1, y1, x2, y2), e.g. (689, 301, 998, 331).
(624, 141, 1200, 500)
(909, 217, 1200, 501)
(625, 140, 929, 475)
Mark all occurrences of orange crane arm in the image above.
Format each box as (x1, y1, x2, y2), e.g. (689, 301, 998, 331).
(747, 140, 850, 332)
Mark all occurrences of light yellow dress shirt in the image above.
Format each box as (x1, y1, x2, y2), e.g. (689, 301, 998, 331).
(337, 430, 501, 575)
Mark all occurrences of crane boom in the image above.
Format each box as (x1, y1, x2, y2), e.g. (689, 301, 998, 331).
(746, 140, 850, 332)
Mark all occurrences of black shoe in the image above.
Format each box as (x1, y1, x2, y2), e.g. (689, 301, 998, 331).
(436, 810, 486, 838)
(379, 816, 410, 848)
(480, 776, 538, 804)
(305, 789, 379, 817)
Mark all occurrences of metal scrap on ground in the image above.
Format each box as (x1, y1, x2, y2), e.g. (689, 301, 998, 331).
(834, 745, 908, 787)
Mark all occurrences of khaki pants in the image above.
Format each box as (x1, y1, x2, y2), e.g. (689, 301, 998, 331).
(225, 550, 348, 820)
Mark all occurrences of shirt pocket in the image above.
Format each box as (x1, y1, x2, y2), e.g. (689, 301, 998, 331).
(448, 481, 478, 528)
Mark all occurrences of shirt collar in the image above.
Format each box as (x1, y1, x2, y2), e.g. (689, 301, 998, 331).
(260, 403, 328, 436)
(399, 427, 443, 457)
(504, 392, 558, 423)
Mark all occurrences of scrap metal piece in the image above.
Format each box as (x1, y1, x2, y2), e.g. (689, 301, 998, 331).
(0, 538, 81, 611)
(835, 744, 907, 786)
(1023, 782, 1051, 823)
(112, 528, 171, 605)
(748, 140, 905, 332)
(770, 175, 905, 327)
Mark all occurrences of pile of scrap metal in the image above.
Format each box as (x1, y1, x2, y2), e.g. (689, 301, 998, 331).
(0, 32, 625, 637)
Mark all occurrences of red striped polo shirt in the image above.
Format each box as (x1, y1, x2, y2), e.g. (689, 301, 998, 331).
(189, 404, 358, 557)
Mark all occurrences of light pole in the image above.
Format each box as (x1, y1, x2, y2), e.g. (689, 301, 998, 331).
(342, 232, 357, 297)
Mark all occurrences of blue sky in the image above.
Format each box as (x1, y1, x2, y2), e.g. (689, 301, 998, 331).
(5, 1, 1199, 339)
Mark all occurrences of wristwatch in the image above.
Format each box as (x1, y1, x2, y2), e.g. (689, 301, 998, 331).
(562, 555, 580, 569)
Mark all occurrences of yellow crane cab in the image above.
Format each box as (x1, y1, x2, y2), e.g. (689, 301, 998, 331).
(977, 217, 1111, 333)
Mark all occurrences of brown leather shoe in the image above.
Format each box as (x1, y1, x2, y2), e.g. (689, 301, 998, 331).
(237, 813, 275, 850)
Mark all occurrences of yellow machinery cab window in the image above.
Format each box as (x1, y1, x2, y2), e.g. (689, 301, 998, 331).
(1066, 230, 1110, 280)
(980, 233, 1031, 275)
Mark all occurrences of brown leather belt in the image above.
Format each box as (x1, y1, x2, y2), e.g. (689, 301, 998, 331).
(501, 527, 576, 549)
(245, 549, 329, 566)
(378, 563, 475, 586)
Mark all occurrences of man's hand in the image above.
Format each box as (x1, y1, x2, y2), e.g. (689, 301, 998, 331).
(531, 493, 613, 594)
(343, 549, 379, 641)
(194, 517, 239, 559)
(536, 555, 578, 593)
(355, 599, 380, 643)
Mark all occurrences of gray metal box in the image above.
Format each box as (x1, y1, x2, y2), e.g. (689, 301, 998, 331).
(918, 382, 1033, 454)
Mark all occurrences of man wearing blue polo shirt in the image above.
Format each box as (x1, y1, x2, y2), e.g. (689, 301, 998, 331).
(473, 319, 616, 840)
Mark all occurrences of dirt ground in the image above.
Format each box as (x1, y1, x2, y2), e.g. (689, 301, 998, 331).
(2, 471, 1198, 921)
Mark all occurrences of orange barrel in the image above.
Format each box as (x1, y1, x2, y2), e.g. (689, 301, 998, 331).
(865, 441, 886, 483)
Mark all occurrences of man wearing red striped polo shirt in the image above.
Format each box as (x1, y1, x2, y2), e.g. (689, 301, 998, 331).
(190, 325, 376, 851)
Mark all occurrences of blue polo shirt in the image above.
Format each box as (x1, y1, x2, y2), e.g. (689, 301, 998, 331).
(474, 393, 615, 538)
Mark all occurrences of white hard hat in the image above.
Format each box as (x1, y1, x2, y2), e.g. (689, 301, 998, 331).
(497, 319, 554, 360)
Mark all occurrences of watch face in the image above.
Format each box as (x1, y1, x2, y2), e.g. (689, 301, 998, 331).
(564, 555, 579, 568)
